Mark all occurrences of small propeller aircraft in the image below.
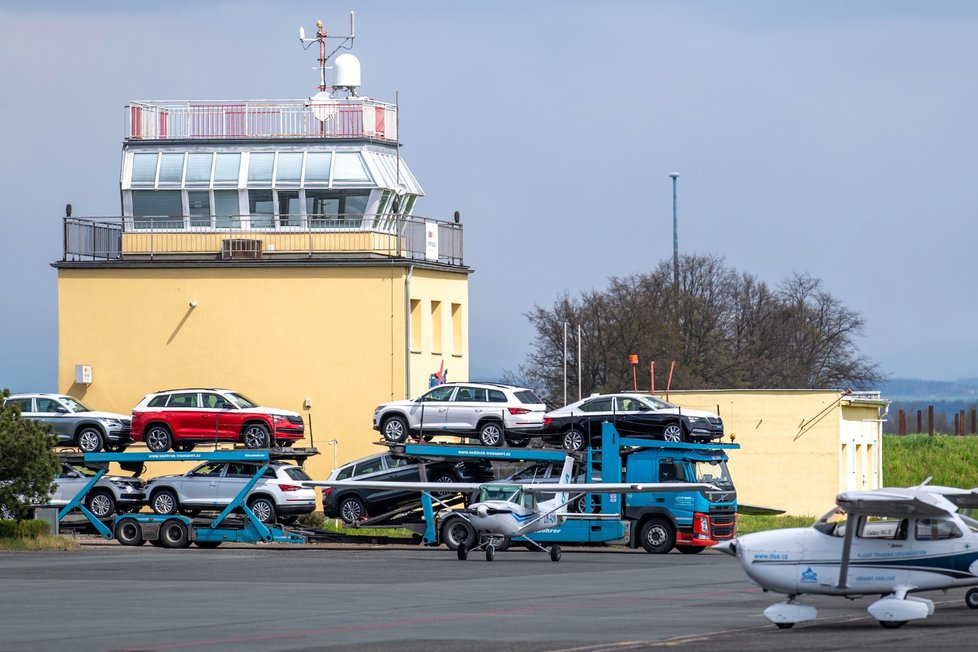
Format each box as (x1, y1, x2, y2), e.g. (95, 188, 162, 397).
(304, 455, 715, 561)
(714, 481, 978, 628)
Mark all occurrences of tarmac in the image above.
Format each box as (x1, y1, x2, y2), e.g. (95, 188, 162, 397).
(1, 540, 977, 651)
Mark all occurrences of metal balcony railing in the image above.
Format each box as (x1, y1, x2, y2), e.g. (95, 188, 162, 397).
(127, 99, 397, 142)
(62, 215, 463, 266)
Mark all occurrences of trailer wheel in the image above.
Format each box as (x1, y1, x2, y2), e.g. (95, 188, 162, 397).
(441, 516, 476, 551)
(676, 545, 705, 554)
(640, 518, 675, 554)
(160, 519, 190, 549)
(115, 519, 145, 546)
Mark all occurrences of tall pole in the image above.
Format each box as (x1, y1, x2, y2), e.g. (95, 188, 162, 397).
(577, 324, 582, 401)
(563, 322, 568, 406)
(670, 172, 680, 292)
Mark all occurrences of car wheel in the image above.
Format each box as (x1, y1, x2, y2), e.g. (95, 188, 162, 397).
(247, 496, 277, 524)
(562, 429, 586, 451)
(151, 489, 179, 516)
(242, 423, 270, 449)
(77, 427, 105, 453)
(194, 540, 222, 549)
(86, 490, 116, 519)
(640, 517, 675, 554)
(159, 519, 190, 548)
(382, 416, 409, 443)
(676, 545, 705, 554)
(115, 518, 145, 546)
(146, 425, 173, 452)
(441, 516, 477, 551)
(432, 472, 459, 498)
(339, 496, 367, 524)
(662, 422, 685, 443)
(478, 422, 505, 447)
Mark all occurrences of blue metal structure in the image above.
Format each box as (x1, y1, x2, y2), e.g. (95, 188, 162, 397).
(74, 450, 306, 546)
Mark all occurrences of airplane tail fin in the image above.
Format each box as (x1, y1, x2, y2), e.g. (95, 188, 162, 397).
(556, 455, 575, 515)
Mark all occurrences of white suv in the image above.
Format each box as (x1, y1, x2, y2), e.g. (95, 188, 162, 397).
(372, 383, 547, 447)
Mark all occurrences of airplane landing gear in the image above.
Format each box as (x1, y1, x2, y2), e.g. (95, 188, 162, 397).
(966, 588, 978, 609)
(550, 544, 561, 562)
(486, 544, 495, 562)
(763, 597, 817, 628)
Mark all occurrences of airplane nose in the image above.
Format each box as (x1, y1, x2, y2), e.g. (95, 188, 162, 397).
(712, 539, 738, 557)
(476, 504, 489, 517)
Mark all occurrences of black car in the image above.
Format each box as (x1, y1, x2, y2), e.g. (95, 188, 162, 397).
(541, 393, 724, 450)
(322, 452, 494, 524)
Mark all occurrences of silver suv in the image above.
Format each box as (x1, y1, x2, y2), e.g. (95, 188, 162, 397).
(145, 461, 316, 524)
(3, 393, 132, 453)
(372, 382, 547, 447)
(52, 462, 146, 519)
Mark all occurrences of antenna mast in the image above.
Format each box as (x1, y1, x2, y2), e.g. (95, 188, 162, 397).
(299, 12, 356, 92)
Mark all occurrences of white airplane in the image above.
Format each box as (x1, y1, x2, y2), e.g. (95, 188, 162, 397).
(304, 455, 715, 561)
(714, 481, 978, 628)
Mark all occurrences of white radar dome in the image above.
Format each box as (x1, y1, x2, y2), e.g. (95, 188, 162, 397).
(333, 53, 362, 90)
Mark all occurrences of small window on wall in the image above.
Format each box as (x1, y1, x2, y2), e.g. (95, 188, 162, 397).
(131, 191, 183, 229)
(410, 299, 422, 352)
(131, 153, 158, 185)
(214, 190, 240, 228)
(451, 303, 463, 356)
(431, 301, 442, 353)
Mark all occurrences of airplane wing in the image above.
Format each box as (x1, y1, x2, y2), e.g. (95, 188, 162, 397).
(302, 480, 484, 492)
(836, 489, 957, 517)
(522, 482, 718, 494)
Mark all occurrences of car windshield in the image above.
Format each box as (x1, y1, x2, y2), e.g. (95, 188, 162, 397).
(690, 460, 733, 489)
(639, 396, 675, 410)
(225, 392, 258, 409)
(61, 397, 92, 413)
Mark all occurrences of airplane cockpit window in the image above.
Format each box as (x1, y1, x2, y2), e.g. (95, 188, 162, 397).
(480, 485, 522, 504)
(857, 515, 908, 540)
(915, 518, 963, 540)
(813, 507, 848, 536)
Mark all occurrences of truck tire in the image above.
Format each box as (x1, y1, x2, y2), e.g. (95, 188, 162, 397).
(115, 518, 145, 546)
(160, 519, 190, 548)
(441, 516, 477, 551)
(640, 518, 675, 554)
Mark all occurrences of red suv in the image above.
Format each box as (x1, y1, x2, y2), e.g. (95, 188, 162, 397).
(130, 389, 304, 452)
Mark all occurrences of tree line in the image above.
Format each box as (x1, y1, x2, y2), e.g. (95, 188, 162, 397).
(510, 254, 882, 404)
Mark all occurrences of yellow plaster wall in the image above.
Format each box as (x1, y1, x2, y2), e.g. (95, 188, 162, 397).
(57, 265, 468, 484)
(406, 268, 470, 398)
(669, 390, 885, 517)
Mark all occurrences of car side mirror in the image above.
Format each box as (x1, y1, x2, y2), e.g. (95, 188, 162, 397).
(221, 402, 235, 410)
(54, 405, 69, 414)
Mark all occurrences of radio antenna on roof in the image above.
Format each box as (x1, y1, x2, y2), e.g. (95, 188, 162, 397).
(298, 11, 356, 92)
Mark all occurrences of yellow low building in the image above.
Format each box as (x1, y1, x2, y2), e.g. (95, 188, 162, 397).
(670, 389, 888, 516)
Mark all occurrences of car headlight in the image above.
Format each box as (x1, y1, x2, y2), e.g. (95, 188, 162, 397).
(99, 418, 123, 426)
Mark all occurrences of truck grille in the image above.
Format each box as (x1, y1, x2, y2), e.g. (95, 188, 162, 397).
(710, 515, 736, 539)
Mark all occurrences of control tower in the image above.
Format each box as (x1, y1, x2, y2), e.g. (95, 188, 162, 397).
(54, 16, 470, 468)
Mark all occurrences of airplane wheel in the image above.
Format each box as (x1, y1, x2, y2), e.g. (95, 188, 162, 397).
(457, 544, 468, 561)
(550, 544, 562, 562)
(967, 588, 978, 609)
(775, 623, 794, 630)
(879, 621, 906, 629)
(486, 544, 495, 562)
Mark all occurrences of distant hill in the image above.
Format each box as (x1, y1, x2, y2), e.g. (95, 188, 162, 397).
(880, 378, 978, 401)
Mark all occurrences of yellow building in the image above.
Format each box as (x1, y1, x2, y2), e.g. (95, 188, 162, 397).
(54, 51, 469, 483)
(670, 389, 889, 516)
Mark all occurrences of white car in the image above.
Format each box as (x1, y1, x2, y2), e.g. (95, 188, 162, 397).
(372, 382, 547, 447)
(145, 461, 316, 524)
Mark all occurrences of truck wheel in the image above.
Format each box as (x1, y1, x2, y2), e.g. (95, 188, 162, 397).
(640, 518, 675, 554)
(441, 516, 476, 551)
(160, 519, 190, 548)
(115, 519, 145, 546)
(77, 427, 105, 453)
(382, 416, 409, 443)
(676, 545, 705, 554)
(562, 429, 586, 451)
(662, 423, 685, 443)
(478, 422, 505, 447)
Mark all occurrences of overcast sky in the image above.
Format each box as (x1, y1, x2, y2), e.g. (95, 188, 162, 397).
(2, 1, 977, 393)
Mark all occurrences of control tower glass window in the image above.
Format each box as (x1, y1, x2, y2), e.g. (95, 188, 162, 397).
(306, 190, 369, 228)
(276, 153, 303, 186)
(248, 153, 274, 183)
(159, 153, 185, 185)
(304, 153, 331, 185)
(131, 153, 158, 185)
(186, 153, 213, 185)
(132, 191, 182, 229)
(333, 152, 371, 183)
(248, 189, 274, 228)
(214, 153, 241, 185)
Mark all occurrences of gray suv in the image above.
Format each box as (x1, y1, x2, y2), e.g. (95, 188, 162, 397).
(3, 393, 132, 452)
(52, 462, 146, 519)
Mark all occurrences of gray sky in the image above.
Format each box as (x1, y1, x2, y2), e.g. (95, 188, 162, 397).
(2, 1, 977, 392)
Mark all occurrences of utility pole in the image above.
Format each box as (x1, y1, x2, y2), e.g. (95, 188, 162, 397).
(670, 172, 680, 292)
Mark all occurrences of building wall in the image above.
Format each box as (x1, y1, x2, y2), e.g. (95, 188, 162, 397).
(669, 390, 886, 517)
(57, 264, 469, 484)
